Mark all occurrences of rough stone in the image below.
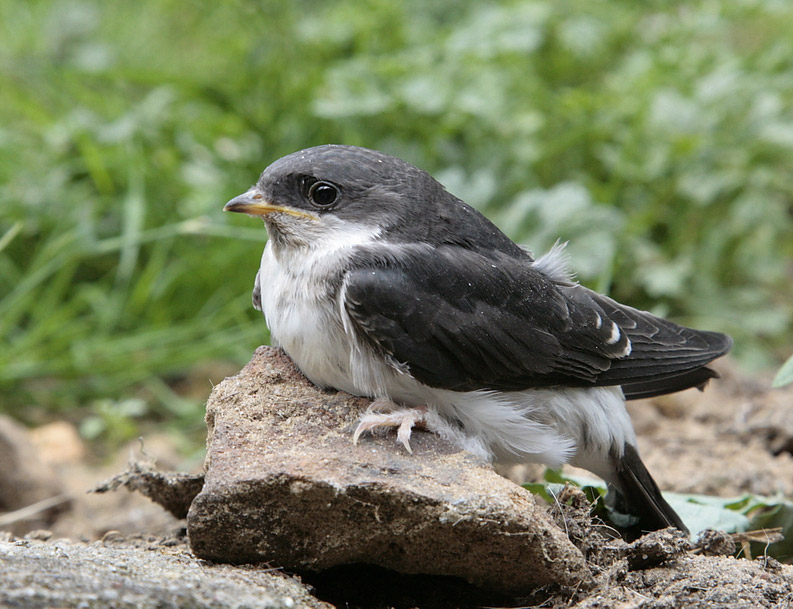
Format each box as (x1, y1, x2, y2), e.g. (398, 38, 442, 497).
(93, 461, 204, 519)
(0, 535, 329, 609)
(695, 528, 738, 557)
(621, 527, 691, 570)
(187, 346, 592, 595)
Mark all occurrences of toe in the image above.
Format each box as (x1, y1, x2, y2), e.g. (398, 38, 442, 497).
(397, 420, 414, 454)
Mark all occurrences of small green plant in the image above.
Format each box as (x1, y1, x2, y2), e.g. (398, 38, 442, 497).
(773, 354, 793, 388)
(79, 397, 148, 447)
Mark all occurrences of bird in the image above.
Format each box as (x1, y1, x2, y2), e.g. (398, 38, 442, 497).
(224, 144, 732, 536)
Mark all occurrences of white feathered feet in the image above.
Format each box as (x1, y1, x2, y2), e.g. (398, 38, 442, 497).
(352, 397, 432, 454)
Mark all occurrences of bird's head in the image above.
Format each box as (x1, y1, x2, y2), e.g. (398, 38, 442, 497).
(224, 145, 458, 249)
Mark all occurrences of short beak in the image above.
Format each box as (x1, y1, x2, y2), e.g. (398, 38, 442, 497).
(223, 188, 317, 220)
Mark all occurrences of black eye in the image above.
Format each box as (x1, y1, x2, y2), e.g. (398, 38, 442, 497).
(307, 181, 340, 208)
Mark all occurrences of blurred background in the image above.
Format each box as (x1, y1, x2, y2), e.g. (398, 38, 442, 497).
(2, 0, 792, 456)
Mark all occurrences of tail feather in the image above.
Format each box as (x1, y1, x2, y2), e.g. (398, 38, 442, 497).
(621, 366, 719, 400)
(607, 443, 688, 539)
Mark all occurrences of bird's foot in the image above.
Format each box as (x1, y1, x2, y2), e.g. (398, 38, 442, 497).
(353, 399, 428, 454)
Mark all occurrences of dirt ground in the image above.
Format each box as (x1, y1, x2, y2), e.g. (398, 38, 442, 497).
(3, 356, 793, 608)
(626, 358, 793, 500)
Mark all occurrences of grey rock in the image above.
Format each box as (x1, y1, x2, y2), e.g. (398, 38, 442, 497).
(0, 536, 329, 609)
(622, 528, 691, 570)
(93, 461, 204, 519)
(187, 346, 592, 595)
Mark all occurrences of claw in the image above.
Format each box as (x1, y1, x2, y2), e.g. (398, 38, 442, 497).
(396, 417, 414, 454)
(352, 420, 370, 445)
(352, 402, 427, 453)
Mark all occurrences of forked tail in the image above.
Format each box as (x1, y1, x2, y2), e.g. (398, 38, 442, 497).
(607, 443, 688, 539)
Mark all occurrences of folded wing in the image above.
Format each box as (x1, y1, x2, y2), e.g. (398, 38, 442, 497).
(342, 245, 731, 398)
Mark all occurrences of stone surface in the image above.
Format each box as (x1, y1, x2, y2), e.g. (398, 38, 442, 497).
(0, 415, 69, 535)
(187, 346, 592, 595)
(93, 461, 204, 519)
(0, 535, 329, 609)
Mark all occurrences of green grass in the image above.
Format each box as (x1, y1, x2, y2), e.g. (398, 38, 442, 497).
(1, 0, 792, 442)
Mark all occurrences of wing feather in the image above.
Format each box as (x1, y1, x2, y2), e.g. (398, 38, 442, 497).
(343, 245, 731, 397)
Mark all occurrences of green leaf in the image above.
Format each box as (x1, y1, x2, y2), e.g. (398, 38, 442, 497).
(772, 353, 793, 388)
(665, 493, 751, 535)
(747, 501, 793, 560)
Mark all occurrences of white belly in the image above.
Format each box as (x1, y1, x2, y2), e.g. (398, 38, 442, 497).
(259, 242, 359, 393)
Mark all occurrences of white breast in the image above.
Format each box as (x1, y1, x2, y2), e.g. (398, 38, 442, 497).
(257, 220, 387, 395)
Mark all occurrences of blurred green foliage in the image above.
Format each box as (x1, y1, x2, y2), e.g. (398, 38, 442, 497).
(1, 0, 792, 434)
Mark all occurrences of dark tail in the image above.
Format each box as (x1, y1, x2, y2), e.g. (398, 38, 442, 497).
(607, 443, 688, 539)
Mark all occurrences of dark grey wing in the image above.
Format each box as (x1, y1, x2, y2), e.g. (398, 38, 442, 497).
(342, 246, 731, 397)
(565, 288, 731, 398)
